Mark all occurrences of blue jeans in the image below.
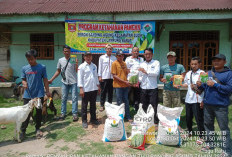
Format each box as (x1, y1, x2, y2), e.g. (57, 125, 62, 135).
(204, 105, 231, 154)
(115, 87, 131, 120)
(61, 83, 78, 115)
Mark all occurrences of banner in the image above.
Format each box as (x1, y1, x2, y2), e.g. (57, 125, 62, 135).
(65, 20, 155, 54)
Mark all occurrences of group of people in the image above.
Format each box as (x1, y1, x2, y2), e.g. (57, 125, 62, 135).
(20, 43, 231, 156)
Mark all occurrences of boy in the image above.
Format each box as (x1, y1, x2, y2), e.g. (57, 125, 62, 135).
(49, 45, 78, 121)
(78, 51, 101, 128)
(197, 54, 232, 156)
(21, 49, 51, 141)
(182, 57, 205, 143)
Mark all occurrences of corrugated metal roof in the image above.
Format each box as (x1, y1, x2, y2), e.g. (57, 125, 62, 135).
(0, 0, 232, 15)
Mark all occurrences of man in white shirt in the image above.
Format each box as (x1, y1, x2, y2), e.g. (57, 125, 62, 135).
(98, 44, 116, 111)
(138, 48, 160, 124)
(125, 47, 144, 111)
(78, 51, 101, 128)
(182, 57, 205, 143)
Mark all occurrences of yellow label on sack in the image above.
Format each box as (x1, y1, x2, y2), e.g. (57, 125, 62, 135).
(145, 126, 156, 144)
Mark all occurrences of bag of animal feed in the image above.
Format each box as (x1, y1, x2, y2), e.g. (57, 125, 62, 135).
(129, 131, 146, 150)
(131, 104, 156, 145)
(156, 104, 183, 146)
(102, 102, 127, 142)
(128, 70, 139, 85)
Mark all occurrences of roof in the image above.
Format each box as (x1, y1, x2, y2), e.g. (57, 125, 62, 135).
(0, 0, 232, 15)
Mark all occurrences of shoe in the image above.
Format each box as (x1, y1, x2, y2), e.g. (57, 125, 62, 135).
(201, 146, 213, 152)
(1, 125, 6, 129)
(82, 122, 88, 128)
(59, 114, 65, 121)
(73, 114, 79, 122)
(19, 132, 25, 141)
(90, 120, 100, 125)
(36, 129, 43, 139)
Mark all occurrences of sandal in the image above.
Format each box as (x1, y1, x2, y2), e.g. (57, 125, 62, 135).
(196, 138, 204, 145)
(1, 125, 6, 129)
(73, 115, 79, 122)
(36, 130, 43, 139)
(201, 146, 213, 152)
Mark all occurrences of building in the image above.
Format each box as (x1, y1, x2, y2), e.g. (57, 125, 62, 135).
(0, 0, 231, 88)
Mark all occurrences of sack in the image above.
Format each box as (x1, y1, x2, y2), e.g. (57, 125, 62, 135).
(156, 104, 183, 146)
(102, 102, 127, 142)
(131, 104, 156, 145)
(61, 71, 66, 81)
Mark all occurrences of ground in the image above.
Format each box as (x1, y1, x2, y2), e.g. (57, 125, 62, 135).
(0, 97, 231, 157)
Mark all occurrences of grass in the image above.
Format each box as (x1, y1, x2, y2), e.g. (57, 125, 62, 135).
(0, 96, 232, 156)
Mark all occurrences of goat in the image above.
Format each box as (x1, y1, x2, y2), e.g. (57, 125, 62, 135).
(0, 98, 41, 142)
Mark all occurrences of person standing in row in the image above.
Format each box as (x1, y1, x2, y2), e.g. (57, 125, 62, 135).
(98, 44, 116, 111)
(49, 45, 78, 122)
(111, 50, 132, 121)
(78, 51, 101, 128)
(182, 57, 205, 143)
(138, 48, 160, 124)
(125, 47, 144, 112)
(160, 51, 185, 108)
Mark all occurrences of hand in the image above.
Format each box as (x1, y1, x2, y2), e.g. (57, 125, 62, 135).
(207, 80, 215, 87)
(196, 81, 202, 87)
(161, 78, 167, 83)
(125, 81, 132, 87)
(173, 84, 181, 89)
(48, 80, 53, 84)
(138, 68, 147, 74)
(200, 102, 204, 109)
(170, 76, 174, 82)
(133, 82, 140, 88)
(79, 88, 84, 98)
(190, 84, 195, 89)
(22, 82, 28, 89)
(127, 69, 130, 74)
(98, 76, 102, 82)
(46, 92, 51, 97)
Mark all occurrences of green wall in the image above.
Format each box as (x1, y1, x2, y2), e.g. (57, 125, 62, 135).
(9, 22, 231, 87)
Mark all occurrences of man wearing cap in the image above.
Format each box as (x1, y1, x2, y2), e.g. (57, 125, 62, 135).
(111, 50, 132, 121)
(138, 48, 160, 124)
(159, 51, 186, 108)
(125, 47, 144, 111)
(98, 44, 117, 111)
(48, 45, 78, 122)
(197, 54, 232, 156)
(78, 51, 101, 128)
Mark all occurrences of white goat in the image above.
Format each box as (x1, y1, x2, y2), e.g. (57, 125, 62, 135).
(0, 98, 41, 142)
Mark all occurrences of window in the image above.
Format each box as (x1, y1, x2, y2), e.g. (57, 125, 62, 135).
(170, 31, 219, 71)
(30, 34, 54, 60)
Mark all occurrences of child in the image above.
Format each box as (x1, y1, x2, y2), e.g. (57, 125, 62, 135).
(20, 49, 51, 141)
(78, 51, 101, 128)
(182, 57, 205, 144)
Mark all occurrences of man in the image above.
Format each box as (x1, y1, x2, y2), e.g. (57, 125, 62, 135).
(21, 49, 51, 140)
(48, 45, 78, 122)
(138, 48, 160, 124)
(111, 50, 132, 121)
(182, 57, 205, 142)
(78, 51, 101, 128)
(197, 54, 232, 156)
(160, 51, 185, 108)
(98, 44, 116, 111)
(125, 47, 144, 111)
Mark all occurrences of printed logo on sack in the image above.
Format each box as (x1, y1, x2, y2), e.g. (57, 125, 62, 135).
(143, 23, 152, 33)
(134, 116, 152, 123)
(111, 120, 118, 127)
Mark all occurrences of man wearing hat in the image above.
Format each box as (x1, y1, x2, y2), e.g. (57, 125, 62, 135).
(197, 54, 232, 156)
(78, 51, 101, 128)
(111, 50, 132, 121)
(159, 51, 186, 108)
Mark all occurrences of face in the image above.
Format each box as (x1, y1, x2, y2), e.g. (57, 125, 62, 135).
(144, 50, 153, 61)
(105, 46, 113, 56)
(26, 56, 37, 66)
(167, 55, 176, 64)
(84, 55, 92, 64)
(190, 60, 201, 71)
(132, 47, 139, 58)
(63, 48, 71, 58)
(212, 59, 226, 70)
(116, 54, 124, 62)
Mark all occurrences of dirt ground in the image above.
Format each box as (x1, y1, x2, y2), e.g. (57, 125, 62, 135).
(0, 104, 133, 157)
